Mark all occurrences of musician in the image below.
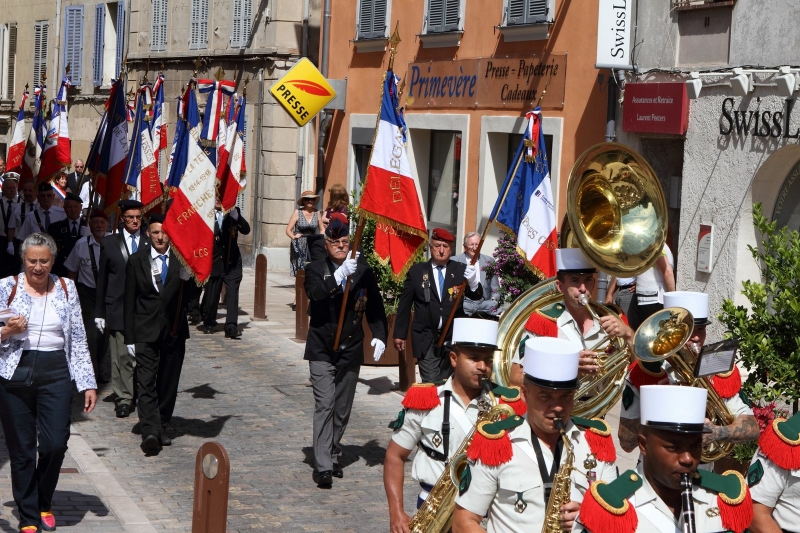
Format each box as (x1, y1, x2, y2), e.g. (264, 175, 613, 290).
(15, 182, 66, 242)
(509, 248, 634, 387)
(748, 411, 800, 533)
(393, 228, 482, 382)
(453, 337, 617, 533)
(618, 291, 758, 461)
(576, 385, 753, 533)
(384, 318, 523, 533)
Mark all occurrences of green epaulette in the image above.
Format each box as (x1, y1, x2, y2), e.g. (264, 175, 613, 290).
(538, 301, 566, 321)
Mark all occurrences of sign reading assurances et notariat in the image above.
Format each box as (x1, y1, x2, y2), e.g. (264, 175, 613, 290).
(622, 82, 689, 135)
(270, 58, 337, 126)
(405, 54, 567, 110)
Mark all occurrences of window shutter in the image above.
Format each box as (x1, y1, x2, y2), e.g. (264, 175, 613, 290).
(33, 21, 49, 88)
(506, 0, 525, 25)
(190, 0, 209, 49)
(63, 6, 83, 86)
(231, 0, 242, 47)
(526, 0, 548, 23)
(427, 0, 444, 33)
(443, 0, 460, 31)
(7, 23, 16, 99)
(357, 0, 373, 38)
(372, 0, 386, 38)
(242, 0, 252, 46)
(151, 0, 168, 52)
(93, 5, 105, 86)
(115, 1, 125, 76)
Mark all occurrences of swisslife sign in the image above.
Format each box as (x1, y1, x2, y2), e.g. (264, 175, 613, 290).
(270, 58, 337, 126)
(596, 0, 632, 69)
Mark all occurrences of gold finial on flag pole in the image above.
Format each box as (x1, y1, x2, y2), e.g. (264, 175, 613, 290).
(243, 77, 250, 98)
(387, 21, 401, 71)
(214, 66, 224, 81)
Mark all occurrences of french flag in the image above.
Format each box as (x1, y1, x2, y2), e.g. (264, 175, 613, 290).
(358, 71, 428, 280)
(22, 85, 44, 184)
(39, 78, 72, 183)
(152, 74, 167, 164)
(163, 81, 217, 283)
(217, 92, 236, 168)
(197, 79, 236, 166)
(217, 95, 246, 212)
(123, 84, 162, 212)
(491, 107, 557, 279)
(97, 77, 129, 214)
(6, 91, 29, 173)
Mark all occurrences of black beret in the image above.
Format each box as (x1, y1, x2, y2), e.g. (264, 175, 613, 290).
(325, 212, 350, 239)
(149, 213, 166, 224)
(118, 199, 144, 212)
(65, 192, 83, 203)
(37, 182, 54, 192)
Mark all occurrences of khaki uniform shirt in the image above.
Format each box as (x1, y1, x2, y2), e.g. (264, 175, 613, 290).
(455, 419, 616, 533)
(391, 378, 482, 489)
(511, 309, 608, 365)
(749, 450, 800, 531)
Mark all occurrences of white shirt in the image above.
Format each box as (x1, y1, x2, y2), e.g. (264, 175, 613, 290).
(431, 261, 447, 328)
(64, 234, 105, 288)
(78, 180, 91, 206)
(749, 450, 800, 530)
(150, 246, 170, 291)
(16, 205, 66, 241)
(124, 229, 141, 254)
(18, 292, 65, 351)
(0, 196, 16, 237)
(636, 245, 671, 305)
(13, 201, 37, 229)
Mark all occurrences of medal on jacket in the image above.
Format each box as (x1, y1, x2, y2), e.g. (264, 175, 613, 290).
(432, 431, 443, 448)
(422, 273, 429, 289)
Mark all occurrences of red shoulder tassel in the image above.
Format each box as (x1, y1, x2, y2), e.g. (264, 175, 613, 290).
(585, 427, 617, 463)
(758, 418, 800, 470)
(627, 361, 667, 390)
(401, 383, 441, 411)
(499, 397, 527, 416)
(619, 312, 630, 326)
(717, 473, 753, 533)
(579, 484, 638, 533)
(524, 313, 559, 337)
(467, 429, 513, 467)
(710, 366, 742, 399)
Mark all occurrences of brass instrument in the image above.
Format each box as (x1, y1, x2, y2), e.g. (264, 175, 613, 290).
(541, 418, 575, 533)
(633, 307, 736, 462)
(408, 381, 515, 533)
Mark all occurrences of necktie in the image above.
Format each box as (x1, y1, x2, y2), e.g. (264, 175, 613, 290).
(43, 210, 51, 230)
(71, 221, 78, 237)
(216, 211, 223, 230)
(437, 266, 445, 300)
(131, 235, 138, 253)
(159, 255, 168, 285)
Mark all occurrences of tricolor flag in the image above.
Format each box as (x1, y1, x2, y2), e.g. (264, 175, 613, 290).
(152, 74, 167, 163)
(165, 92, 186, 184)
(97, 77, 129, 214)
(39, 78, 72, 183)
(197, 79, 236, 166)
(490, 107, 557, 279)
(21, 85, 45, 183)
(123, 84, 162, 212)
(166, 84, 200, 189)
(358, 71, 428, 280)
(163, 81, 217, 283)
(217, 92, 236, 167)
(6, 91, 30, 172)
(217, 95, 246, 212)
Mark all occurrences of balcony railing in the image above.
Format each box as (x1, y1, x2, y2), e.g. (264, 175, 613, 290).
(673, 0, 735, 9)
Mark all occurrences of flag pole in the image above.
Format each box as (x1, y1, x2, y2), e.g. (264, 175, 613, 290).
(435, 69, 557, 347)
(332, 22, 401, 353)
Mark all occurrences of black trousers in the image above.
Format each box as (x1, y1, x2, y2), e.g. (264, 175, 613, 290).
(135, 339, 186, 441)
(76, 283, 105, 377)
(203, 261, 243, 333)
(185, 280, 202, 318)
(0, 350, 74, 529)
(417, 342, 454, 383)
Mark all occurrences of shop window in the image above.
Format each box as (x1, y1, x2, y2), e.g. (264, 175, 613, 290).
(151, 0, 169, 52)
(353, 144, 372, 201)
(427, 131, 462, 238)
(33, 21, 48, 88)
(93, 2, 124, 87)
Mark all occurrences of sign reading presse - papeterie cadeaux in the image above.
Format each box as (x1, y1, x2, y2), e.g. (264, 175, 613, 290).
(596, 0, 632, 69)
(622, 83, 689, 135)
(270, 58, 337, 126)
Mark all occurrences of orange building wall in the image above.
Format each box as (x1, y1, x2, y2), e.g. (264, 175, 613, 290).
(325, 0, 607, 232)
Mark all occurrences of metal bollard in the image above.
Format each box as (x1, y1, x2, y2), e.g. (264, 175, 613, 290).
(191, 441, 230, 533)
(295, 270, 309, 341)
(254, 254, 268, 319)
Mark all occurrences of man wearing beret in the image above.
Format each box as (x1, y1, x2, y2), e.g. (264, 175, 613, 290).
(15, 182, 66, 242)
(46, 192, 88, 276)
(304, 213, 388, 488)
(393, 228, 483, 383)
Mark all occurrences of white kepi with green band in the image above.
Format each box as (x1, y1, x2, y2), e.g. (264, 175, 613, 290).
(663, 291, 711, 326)
(451, 317, 499, 350)
(640, 385, 708, 434)
(522, 337, 581, 390)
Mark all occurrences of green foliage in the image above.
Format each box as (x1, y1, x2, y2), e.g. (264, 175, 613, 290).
(484, 230, 543, 306)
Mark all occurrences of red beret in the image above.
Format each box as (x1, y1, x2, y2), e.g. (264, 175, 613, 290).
(431, 228, 455, 243)
(89, 209, 109, 220)
(329, 212, 348, 225)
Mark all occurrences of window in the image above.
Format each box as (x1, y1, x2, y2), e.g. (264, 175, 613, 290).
(93, 3, 124, 87)
(63, 6, 83, 86)
(33, 21, 48, 88)
(190, 0, 209, 50)
(357, 0, 387, 39)
(427, 131, 461, 238)
(231, 0, 252, 48)
(505, 0, 548, 25)
(426, 0, 460, 33)
(2, 24, 16, 99)
(151, 0, 168, 51)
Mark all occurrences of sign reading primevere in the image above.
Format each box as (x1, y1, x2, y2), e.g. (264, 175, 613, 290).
(270, 58, 337, 126)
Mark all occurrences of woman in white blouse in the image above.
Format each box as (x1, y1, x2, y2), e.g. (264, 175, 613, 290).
(0, 232, 97, 533)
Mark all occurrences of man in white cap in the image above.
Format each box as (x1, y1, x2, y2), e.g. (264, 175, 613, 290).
(453, 337, 617, 533)
(509, 248, 634, 387)
(618, 291, 758, 464)
(384, 318, 522, 533)
(576, 384, 753, 533)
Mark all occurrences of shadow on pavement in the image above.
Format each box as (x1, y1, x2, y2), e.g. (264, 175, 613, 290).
(301, 439, 387, 470)
(358, 376, 396, 395)
(168, 415, 233, 439)
(2, 490, 110, 530)
(182, 383, 223, 399)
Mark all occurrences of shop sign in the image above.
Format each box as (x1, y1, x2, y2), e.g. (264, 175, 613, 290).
(719, 97, 800, 139)
(269, 58, 336, 126)
(405, 54, 567, 110)
(622, 83, 689, 135)
(596, 0, 632, 69)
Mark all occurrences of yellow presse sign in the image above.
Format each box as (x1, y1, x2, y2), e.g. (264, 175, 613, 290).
(270, 58, 337, 126)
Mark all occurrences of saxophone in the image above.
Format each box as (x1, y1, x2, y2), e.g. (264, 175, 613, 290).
(541, 418, 575, 533)
(407, 379, 515, 533)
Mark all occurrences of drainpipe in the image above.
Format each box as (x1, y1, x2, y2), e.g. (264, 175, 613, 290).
(251, 67, 265, 264)
(52, 0, 63, 79)
(315, 0, 333, 205)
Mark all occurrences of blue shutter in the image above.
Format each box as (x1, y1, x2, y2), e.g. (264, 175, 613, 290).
(427, 0, 444, 33)
(115, 1, 125, 76)
(93, 5, 105, 86)
(7, 24, 16, 99)
(33, 21, 49, 87)
(151, 0, 168, 51)
(63, 6, 83, 86)
(507, 0, 525, 25)
(357, 0, 373, 38)
(443, 0, 459, 31)
(231, 0, 251, 47)
(242, 0, 252, 46)
(190, 0, 209, 50)
(526, 0, 548, 23)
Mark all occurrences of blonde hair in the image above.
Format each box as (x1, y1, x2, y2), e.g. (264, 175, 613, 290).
(326, 183, 349, 212)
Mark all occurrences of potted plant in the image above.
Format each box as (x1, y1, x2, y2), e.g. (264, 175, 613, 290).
(484, 230, 544, 308)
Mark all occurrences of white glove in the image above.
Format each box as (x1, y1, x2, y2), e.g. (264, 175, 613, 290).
(6, 242, 13, 255)
(95, 318, 105, 333)
(371, 338, 386, 362)
(333, 252, 360, 284)
(179, 266, 191, 281)
(126, 344, 136, 358)
(464, 264, 480, 292)
(230, 208, 239, 220)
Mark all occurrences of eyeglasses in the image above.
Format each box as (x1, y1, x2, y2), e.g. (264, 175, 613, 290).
(327, 238, 350, 247)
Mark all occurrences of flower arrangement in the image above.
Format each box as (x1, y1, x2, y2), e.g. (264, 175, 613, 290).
(484, 230, 544, 307)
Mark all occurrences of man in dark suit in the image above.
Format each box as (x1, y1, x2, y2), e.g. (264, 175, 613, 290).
(304, 213, 387, 488)
(47, 192, 87, 276)
(201, 197, 251, 339)
(65, 159, 82, 194)
(95, 199, 150, 418)
(124, 214, 189, 455)
(393, 228, 482, 382)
